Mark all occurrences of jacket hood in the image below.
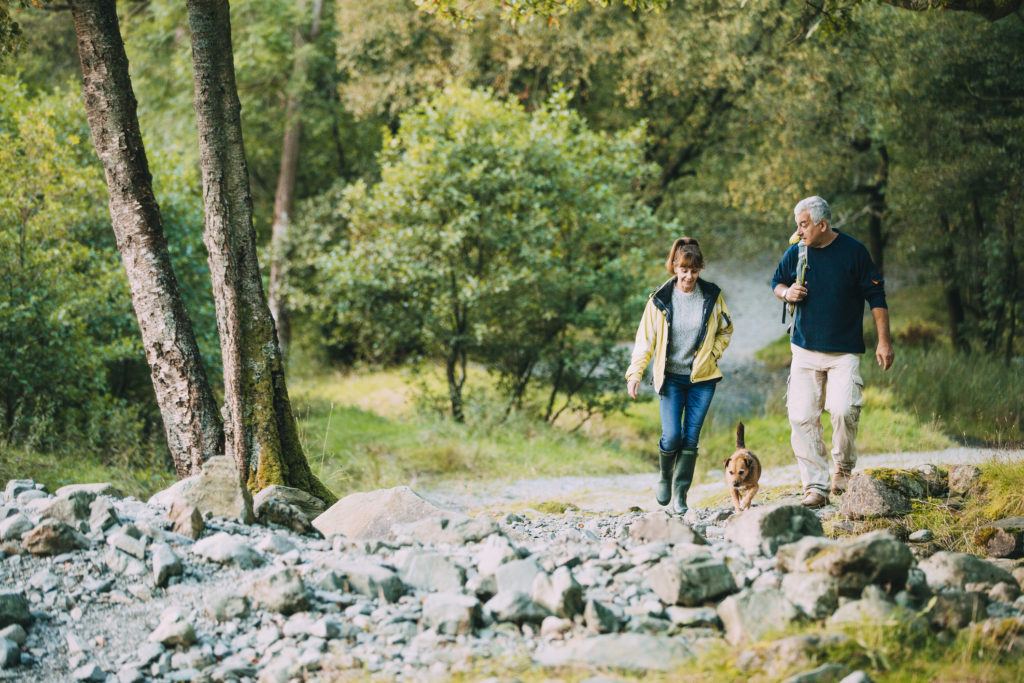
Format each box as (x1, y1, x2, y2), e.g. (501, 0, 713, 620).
(652, 277, 721, 315)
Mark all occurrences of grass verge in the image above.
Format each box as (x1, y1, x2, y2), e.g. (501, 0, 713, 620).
(0, 445, 176, 501)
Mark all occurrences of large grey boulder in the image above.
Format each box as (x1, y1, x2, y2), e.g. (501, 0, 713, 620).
(148, 455, 254, 524)
(22, 518, 87, 556)
(532, 566, 584, 619)
(0, 637, 19, 669)
(923, 589, 988, 629)
(40, 491, 94, 528)
(583, 599, 620, 634)
(421, 593, 481, 635)
(3, 480, 36, 501)
(252, 485, 326, 521)
(646, 555, 737, 606)
(495, 558, 545, 596)
(827, 586, 898, 625)
(55, 483, 123, 499)
(323, 560, 405, 603)
(392, 515, 500, 545)
(0, 514, 32, 542)
(629, 511, 708, 546)
(806, 530, 914, 597)
(192, 532, 263, 569)
(948, 464, 982, 497)
(717, 587, 801, 644)
(312, 486, 464, 539)
(840, 469, 926, 519)
(913, 464, 948, 497)
(776, 537, 840, 573)
(782, 572, 839, 620)
(0, 592, 32, 629)
(724, 503, 824, 556)
(483, 591, 550, 624)
(474, 534, 519, 576)
(918, 551, 1018, 591)
(973, 517, 1024, 559)
(401, 551, 465, 594)
(534, 633, 692, 672)
(247, 568, 310, 615)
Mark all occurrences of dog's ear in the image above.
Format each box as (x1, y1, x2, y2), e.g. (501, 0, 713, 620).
(723, 457, 732, 468)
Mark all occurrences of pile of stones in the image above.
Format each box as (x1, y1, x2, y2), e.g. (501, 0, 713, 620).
(1, 457, 1023, 683)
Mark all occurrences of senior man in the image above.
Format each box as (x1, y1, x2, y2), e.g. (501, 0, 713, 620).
(771, 196, 894, 509)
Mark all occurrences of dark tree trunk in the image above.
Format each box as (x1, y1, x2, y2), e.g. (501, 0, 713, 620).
(866, 145, 889, 275)
(186, 0, 335, 504)
(268, 0, 326, 362)
(940, 213, 968, 354)
(68, 0, 223, 477)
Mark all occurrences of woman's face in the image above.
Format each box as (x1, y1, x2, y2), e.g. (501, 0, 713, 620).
(675, 265, 701, 292)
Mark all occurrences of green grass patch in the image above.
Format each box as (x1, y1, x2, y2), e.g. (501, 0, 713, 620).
(290, 368, 650, 497)
(0, 445, 176, 500)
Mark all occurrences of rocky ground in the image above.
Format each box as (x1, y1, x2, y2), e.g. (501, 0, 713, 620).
(2, 452, 1024, 683)
(3, 261, 1022, 682)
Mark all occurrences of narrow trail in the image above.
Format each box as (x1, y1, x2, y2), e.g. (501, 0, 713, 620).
(420, 257, 1024, 516)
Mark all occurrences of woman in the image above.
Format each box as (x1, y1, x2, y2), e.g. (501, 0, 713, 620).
(625, 237, 733, 514)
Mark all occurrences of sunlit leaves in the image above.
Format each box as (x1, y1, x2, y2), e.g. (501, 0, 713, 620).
(311, 86, 668, 421)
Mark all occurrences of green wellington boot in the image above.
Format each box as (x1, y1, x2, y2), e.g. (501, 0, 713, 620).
(656, 449, 678, 506)
(671, 448, 698, 515)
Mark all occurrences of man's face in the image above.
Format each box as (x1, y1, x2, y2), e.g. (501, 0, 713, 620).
(795, 210, 827, 247)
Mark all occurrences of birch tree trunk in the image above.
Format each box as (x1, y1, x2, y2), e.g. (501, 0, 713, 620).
(68, 0, 223, 477)
(185, 0, 335, 504)
(267, 0, 326, 362)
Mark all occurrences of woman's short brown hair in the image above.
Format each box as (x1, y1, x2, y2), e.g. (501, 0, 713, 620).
(665, 237, 704, 273)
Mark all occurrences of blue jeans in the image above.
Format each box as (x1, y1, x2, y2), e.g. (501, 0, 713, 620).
(658, 373, 717, 452)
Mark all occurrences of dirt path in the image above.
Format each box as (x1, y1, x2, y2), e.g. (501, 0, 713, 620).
(420, 446, 1024, 515)
(420, 257, 1024, 516)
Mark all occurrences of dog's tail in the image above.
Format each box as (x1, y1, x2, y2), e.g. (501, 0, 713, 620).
(736, 421, 745, 449)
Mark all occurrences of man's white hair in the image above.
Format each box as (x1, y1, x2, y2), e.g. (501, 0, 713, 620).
(794, 196, 831, 226)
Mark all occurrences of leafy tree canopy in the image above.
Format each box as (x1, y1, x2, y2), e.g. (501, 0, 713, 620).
(310, 86, 671, 423)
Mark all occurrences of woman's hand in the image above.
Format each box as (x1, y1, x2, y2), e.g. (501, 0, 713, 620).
(627, 379, 640, 399)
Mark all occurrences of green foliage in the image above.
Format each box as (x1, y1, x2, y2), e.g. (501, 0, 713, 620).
(118, 0, 378, 240)
(310, 86, 668, 422)
(863, 345, 1023, 446)
(0, 76, 128, 448)
(0, 77, 218, 466)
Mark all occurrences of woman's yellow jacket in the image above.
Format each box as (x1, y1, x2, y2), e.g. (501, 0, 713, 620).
(625, 277, 733, 394)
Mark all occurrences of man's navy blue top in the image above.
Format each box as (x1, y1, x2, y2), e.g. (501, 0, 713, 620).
(771, 232, 887, 354)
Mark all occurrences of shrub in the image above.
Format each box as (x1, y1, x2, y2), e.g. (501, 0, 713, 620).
(310, 86, 671, 423)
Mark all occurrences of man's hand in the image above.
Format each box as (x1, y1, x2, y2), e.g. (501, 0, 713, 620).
(876, 341, 894, 371)
(776, 283, 807, 303)
(785, 283, 808, 303)
(872, 307, 894, 371)
(627, 379, 640, 399)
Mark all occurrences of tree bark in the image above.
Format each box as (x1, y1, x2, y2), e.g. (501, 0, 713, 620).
(268, 0, 326, 363)
(939, 212, 968, 354)
(186, 0, 335, 504)
(68, 0, 223, 478)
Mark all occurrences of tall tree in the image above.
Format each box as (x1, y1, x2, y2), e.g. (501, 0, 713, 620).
(66, 0, 223, 477)
(268, 0, 327, 361)
(185, 0, 335, 503)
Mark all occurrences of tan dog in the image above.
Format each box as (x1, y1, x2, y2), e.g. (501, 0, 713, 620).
(724, 422, 762, 512)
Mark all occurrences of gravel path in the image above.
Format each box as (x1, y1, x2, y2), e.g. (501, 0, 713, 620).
(419, 446, 1024, 516)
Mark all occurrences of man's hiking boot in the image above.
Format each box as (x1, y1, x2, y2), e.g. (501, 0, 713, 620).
(801, 491, 829, 509)
(831, 467, 852, 496)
